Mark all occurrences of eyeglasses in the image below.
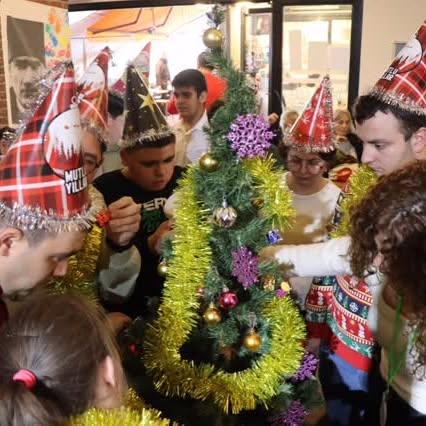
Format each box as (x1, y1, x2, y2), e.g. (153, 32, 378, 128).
(287, 157, 325, 173)
(83, 156, 102, 174)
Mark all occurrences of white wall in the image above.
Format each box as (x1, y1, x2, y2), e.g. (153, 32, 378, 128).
(359, 0, 425, 95)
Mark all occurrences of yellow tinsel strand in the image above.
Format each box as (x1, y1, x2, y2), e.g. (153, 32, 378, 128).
(72, 389, 170, 426)
(244, 156, 295, 231)
(47, 224, 104, 302)
(47, 186, 106, 302)
(144, 166, 305, 414)
(331, 166, 378, 238)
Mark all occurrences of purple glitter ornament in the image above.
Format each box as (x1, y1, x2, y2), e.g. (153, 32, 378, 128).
(269, 400, 308, 426)
(267, 229, 283, 245)
(276, 288, 287, 298)
(227, 114, 275, 159)
(232, 246, 260, 289)
(291, 352, 319, 382)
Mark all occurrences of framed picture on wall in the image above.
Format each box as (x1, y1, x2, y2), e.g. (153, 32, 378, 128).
(1, 0, 71, 126)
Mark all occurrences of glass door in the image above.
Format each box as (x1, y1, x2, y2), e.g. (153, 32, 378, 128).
(243, 9, 272, 116)
(281, 4, 353, 113)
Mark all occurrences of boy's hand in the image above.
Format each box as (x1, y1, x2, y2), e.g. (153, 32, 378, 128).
(147, 220, 174, 254)
(106, 312, 132, 336)
(106, 197, 142, 247)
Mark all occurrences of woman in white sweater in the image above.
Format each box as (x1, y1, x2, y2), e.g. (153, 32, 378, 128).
(349, 161, 426, 425)
(278, 143, 341, 307)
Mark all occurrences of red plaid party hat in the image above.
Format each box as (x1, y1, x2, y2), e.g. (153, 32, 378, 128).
(77, 47, 111, 145)
(0, 62, 95, 231)
(285, 76, 335, 152)
(370, 21, 426, 116)
(111, 42, 151, 98)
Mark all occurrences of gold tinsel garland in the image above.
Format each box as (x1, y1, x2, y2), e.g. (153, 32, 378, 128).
(71, 389, 170, 426)
(331, 165, 378, 238)
(144, 166, 305, 414)
(47, 186, 106, 302)
(244, 156, 296, 230)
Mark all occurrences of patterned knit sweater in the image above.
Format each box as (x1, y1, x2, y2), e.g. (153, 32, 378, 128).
(304, 191, 377, 372)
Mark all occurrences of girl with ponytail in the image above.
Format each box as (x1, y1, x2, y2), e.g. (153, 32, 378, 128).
(0, 293, 167, 425)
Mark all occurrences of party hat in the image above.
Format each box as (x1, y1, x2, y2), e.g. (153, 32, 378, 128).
(77, 47, 111, 144)
(285, 76, 335, 152)
(0, 63, 96, 231)
(369, 21, 426, 116)
(120, 65, 173, 148)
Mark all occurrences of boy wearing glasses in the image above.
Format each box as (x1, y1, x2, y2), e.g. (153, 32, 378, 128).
(73, 49, 141, 317)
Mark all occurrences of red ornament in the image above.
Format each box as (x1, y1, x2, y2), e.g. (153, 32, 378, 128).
(219, 291, 239, 310)
(96, 209, 111, 227)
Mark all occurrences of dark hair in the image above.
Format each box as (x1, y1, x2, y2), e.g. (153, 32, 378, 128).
(353, 95, 426, 141)
(172, 69, 207, 97)
(278, 143, 337, 169)
(0, 127, 16, 140)
(108, 92, 124, 118)
(197, 51, 214, 71)
(207, 100, 225, 122)
(0, 293, 124, 425)
(349, 160, 426, 375)
(122, 133, 175, 153)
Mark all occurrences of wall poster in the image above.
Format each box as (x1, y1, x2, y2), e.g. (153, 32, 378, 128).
(1, 0, 71, 125)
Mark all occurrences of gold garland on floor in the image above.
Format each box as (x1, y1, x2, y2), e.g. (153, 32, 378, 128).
(144, 166, 305, 414)
(48, 186, 106, 302)
(331, 165, 378, 238)
(72, 389, 170, 426)
(244, 156, 295, 231)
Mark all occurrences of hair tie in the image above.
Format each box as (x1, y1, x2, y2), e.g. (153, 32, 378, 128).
(12, 369, 37, 390)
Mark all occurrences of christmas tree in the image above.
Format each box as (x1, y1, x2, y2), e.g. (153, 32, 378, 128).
(124, 6, 322, 424)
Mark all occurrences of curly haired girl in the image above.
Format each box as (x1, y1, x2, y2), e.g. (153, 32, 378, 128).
(349, 160, 426, 425)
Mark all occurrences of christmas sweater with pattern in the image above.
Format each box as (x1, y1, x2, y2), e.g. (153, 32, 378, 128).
(305, 191, 377, 372)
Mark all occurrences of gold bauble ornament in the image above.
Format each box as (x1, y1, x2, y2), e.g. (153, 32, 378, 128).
(262, 275, 276, 291)
(203, 303, 222, 326)
(280, 281, 292, 293)
(157, 260, 168, 277)
(199, 153, 219, 172)
(213, 201, 237, 228)
(251, 198, 265, 209)
(243, 329, 262, 351)
(202, 28, 223, 49)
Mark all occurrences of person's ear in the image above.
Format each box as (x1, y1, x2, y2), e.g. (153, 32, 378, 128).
(0, 228, 24, 256)
(199, 91, 208, 104)
(94, 355, 122, 409)
(99, 355, 117, 388)
(410, 127, 426, 160)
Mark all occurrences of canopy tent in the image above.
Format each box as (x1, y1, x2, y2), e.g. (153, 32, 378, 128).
(83, 6, 207, 38)
(70, 5, 210, 84)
